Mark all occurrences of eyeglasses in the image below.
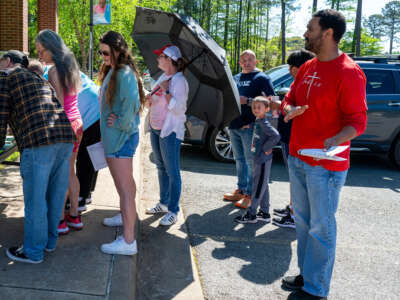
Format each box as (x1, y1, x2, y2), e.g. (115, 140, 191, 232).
(157, 54, 168, 59)
(98, 50, 110, 57)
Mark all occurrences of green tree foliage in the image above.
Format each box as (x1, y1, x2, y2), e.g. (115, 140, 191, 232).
(340, 30, 383, 56)
(364, 14, 385, 39)
(381, 1, 400, 54)
(26, 0, 392, 75)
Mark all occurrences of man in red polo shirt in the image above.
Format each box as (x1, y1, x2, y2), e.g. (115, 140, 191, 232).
(279, 9, 367, 300)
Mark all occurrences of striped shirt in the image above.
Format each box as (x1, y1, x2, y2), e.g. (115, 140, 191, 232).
(0, 67, 75, 151)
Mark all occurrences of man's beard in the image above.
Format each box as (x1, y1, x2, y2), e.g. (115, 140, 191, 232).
(305, 35, 322, 54)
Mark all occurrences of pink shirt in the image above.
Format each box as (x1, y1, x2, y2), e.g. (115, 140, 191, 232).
(94, 4, 106, 14)
(64, 92, 81, 122)
(149, 86, 168, 130)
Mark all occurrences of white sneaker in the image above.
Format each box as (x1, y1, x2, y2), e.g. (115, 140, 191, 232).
(146, 202, 168, 215)
(101, 238, 137, 255)
(103, 213, 123, 227)
(159, 212, 177, 226)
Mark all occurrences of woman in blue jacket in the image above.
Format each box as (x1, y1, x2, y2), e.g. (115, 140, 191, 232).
(97, 31, 145, 255)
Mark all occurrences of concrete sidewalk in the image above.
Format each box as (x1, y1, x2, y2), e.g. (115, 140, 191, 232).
(0, 123, 204, 299)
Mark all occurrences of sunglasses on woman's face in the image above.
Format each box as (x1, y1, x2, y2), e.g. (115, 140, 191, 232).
(98, 50, 110, 57)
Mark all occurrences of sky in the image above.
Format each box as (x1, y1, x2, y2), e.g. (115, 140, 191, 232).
(288, 0, 391, 50)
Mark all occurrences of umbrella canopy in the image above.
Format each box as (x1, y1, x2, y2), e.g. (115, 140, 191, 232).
(131, 6, 240, 128)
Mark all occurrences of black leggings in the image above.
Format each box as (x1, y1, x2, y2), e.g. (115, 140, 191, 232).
(76, 120, 101, 199)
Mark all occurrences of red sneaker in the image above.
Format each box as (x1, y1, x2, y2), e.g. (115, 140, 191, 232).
(65, 214, 83, 230)
(57, 220, 70, 235)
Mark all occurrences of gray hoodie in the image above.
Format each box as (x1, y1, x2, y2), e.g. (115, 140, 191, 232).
(251, 117, 281, 164)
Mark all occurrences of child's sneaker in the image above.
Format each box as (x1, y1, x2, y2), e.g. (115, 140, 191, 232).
(273, 214, 295, 228)
(256, 210, 271, 223)
(65, 214, 83, 230)
(273, 205, 290, 217)
(235, 211, 257, 224)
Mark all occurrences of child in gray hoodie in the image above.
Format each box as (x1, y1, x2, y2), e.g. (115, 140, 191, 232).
(235, 96, 280, 224)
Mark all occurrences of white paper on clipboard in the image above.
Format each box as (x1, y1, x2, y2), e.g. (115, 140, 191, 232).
(87, 141, 108, 171)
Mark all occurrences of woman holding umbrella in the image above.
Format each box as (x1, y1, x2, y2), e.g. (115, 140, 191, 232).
(145, 45, 189, 226)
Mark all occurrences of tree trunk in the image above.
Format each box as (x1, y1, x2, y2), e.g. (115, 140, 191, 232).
(281, 0, 286, 64)
(312, 0, 318, 13)
(223, 0, 229, 49)
(353, 0, 362, 56)
(236, 0, 244, 73)
(246, 0, 251, 49)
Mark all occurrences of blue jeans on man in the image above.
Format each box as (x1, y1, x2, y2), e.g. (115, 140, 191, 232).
(229, 126, 254, 195)
(150, 128, 182, 214)
(20, 143, 73, 261)
(288, 155, 347, 297)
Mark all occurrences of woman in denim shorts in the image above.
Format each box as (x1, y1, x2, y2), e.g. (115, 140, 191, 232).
(97, 31, 145, 255)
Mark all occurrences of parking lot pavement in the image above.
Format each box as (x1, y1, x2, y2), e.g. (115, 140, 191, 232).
(179, 145, 400, 300)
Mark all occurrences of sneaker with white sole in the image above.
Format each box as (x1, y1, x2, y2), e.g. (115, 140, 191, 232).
(103, 213, 123, 227)
(101, 238, 137, 255)
(159, 212, 177, 226)
(146, 202, 168, 215)
(6, 245, 43, 264)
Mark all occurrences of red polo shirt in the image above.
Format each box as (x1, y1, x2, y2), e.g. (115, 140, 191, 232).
(281, 53, 367, 171)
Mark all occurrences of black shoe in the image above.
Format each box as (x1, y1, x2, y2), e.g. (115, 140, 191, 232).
(6, 245, 43, 264)
(273, 205, 290, 217)
(235, 211, 257, 224)
(282, 274, 304, 291)
(273, 214, 295, 228)
(78, 198, 87, 212)
(256, 210, 271, 223)
(287, 290, 327, 300)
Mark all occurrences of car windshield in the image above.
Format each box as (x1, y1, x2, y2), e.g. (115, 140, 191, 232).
(265, 65, 289, 82)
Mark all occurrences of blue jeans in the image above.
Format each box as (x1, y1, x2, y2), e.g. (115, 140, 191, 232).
(288, 155, 347, 297)
(20, 143, 73, 261)
(150, 128, 182, 214)
(229, 126, 254, 195)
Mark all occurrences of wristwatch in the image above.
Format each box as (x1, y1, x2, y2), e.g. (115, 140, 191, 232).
(165, 90, 170, 95)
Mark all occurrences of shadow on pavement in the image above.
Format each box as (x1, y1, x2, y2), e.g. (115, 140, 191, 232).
(185, 203, 297, 285)
(136, 213, 198, 300)
(0, 206, 129, 298)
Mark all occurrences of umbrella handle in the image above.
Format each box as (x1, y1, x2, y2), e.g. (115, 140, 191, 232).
(150, 78, 172, 96)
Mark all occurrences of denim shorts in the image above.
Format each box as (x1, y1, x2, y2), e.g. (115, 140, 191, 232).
(106, 132, 139, 158)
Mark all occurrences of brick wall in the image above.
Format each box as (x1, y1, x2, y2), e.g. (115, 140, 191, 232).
(38, 0, 58, 33)
(0, 0, 28, 52)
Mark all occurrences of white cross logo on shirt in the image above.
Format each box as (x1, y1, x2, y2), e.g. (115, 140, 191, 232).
(305, 72, 320, 100)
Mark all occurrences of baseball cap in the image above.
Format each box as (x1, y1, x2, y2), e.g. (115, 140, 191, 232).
(153, 45, 182, 62)
(2, 50, 29, 68)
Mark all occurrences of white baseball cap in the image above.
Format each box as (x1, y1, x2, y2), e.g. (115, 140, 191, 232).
(154, 44, 182, 62)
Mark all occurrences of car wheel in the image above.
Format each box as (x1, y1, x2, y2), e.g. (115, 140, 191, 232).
(208, 127, 234, 162)
(390, 137, 400, 169)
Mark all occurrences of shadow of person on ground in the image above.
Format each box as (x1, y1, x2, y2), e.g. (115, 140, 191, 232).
(184, 203, 296, 285)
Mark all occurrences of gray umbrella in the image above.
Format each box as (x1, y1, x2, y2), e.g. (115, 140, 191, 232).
(131, 6, 240, 128)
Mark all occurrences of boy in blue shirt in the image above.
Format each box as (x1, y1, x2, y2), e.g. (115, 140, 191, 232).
(235, 97, 280, 223)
